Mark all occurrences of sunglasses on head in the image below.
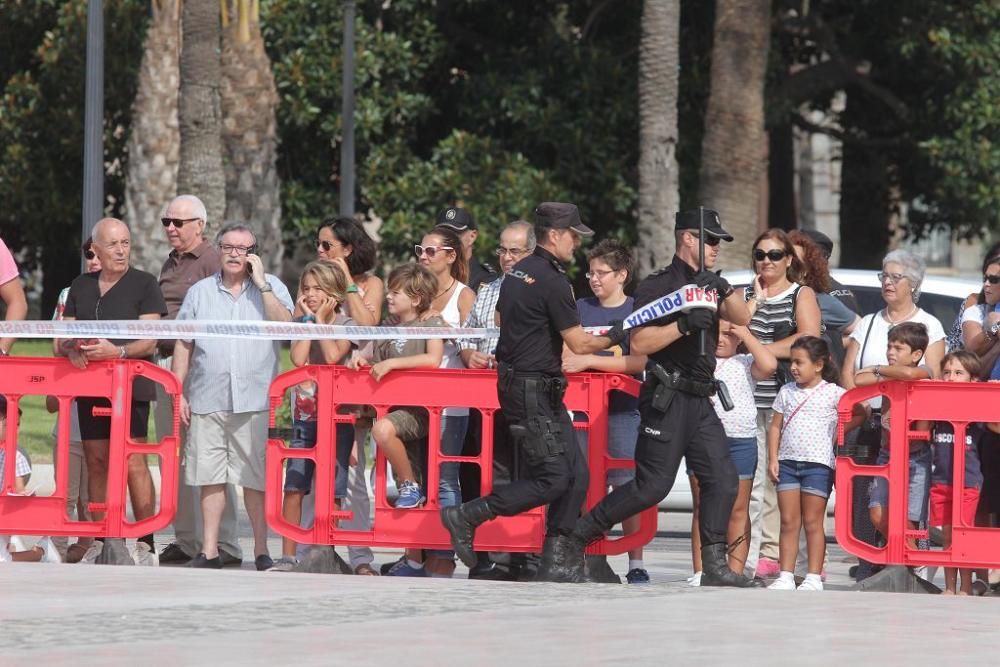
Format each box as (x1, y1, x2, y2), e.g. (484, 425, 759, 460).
(753, 248, 787, 262)
(161, 217, 200, 229)
(414, 244, 453, 259)
(984, 274, 1000, 285)
(83, 250, 96, 260)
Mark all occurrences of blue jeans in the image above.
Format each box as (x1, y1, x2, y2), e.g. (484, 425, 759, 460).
(868, 446, 931, 523)
(284, 420, 353, 499)
(777, 460, 834, 498)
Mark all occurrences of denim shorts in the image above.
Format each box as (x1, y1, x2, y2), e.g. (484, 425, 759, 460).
(868, 446, 931, 523)
(607, 410, 640, 487)
(728, 436, 758, 481)
(284, 419, 353, 499)
(777, 459, 834, 498)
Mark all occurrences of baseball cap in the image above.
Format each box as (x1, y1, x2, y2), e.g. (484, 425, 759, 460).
(674, 208, 733, 241)
(435, 207, 476, 231)
(534, 202, 594, 236)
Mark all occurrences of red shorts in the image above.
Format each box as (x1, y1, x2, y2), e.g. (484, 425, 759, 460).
(929, 483, 980, 527)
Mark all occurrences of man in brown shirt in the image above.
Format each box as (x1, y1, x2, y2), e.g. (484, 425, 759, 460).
(154, 194, 243, 566)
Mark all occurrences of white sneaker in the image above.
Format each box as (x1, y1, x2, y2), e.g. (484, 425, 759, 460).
(768, 574, 797, 590)
(0, 536, 11, 563)
(37, 537, 63, 563)
(687, 571, 702, 587)
(131, 542, 159, 567)
(9, 536, 27, 553)
(81, 541, 104, 564)
(797, 575, 823, 591)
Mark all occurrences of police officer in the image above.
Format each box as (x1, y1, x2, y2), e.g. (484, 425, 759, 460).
(441, 202, 625, 582)
(566, 208, 761, 587)
(435, 206, 497, 292)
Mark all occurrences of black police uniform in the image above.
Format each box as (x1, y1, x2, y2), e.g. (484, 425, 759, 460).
(583, 254, 738, 549)
(468, 259, 498, 294)
(483, 246, 589, 533)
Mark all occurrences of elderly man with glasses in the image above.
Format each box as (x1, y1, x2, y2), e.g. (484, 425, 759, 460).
(154, 195, 245, 568)
(171, 223, 293, 570)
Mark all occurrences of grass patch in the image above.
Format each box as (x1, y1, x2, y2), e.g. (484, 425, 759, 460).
(5, 340, 294, 464)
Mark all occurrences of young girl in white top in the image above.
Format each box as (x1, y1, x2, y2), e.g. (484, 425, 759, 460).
(767, 336, 862, 591)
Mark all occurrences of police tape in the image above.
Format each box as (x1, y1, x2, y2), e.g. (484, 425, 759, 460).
(0, 319, 500, 341)
(621, 283, 717, 329)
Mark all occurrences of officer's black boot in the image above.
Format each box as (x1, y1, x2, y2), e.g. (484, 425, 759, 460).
(699, 543, 765, 588)
(585, 555, 622, 584)
(440, 497, 496, 569)
(535, 535, 584, 583)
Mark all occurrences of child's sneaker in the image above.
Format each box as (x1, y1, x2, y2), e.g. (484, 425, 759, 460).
(131, 542, 159, 567)
(687, 571, 702, 587)
(756, 557, 780, 578)
(387, 559, 427, 577)
(81, 541, 104, 564)
(268, 556, 299, 572)
(768, 571, 796, 590)
(38, 537, 63, 564)
(626, 568, 651, 584)
(797, 574, 823, 591)
(395, 481, 425, 509)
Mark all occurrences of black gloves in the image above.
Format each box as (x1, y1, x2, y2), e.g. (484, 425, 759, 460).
(677, 308, 715, 336)
(694, 270, 734, 300)
(605, 319, 627, 346)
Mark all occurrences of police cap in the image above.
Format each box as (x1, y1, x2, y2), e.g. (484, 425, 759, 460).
(436, 207, 476, 231)
(535, 202, 594, 236)
(674, 208, 733, 242)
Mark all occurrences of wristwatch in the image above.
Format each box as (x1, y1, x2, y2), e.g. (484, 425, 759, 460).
(989, 321, 1000, 339)
(873, 365, 881, 378)
(258, 282, 273, 293)
(118, 345, 128, 359)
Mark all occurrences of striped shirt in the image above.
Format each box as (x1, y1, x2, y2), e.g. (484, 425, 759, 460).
(458, 275, 504, 355)
(747, 282, 799, 409)
(177, 273, 294, 414)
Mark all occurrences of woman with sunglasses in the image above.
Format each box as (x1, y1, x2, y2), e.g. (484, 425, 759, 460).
(743, 229, 821, 580)
(960, 255, 1000, 379)
(404, 226, 474, 577)
(315, 217, 383, 326)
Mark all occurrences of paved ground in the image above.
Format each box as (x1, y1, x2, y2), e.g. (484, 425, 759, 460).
(3, 507, 998, 665)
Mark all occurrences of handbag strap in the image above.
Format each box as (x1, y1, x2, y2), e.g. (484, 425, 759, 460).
(857, 313, 877, 367)
(780, 382, 829, 435)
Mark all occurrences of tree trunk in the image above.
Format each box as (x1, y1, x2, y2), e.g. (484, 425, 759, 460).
(635, 0, 681, 277)
(123, 0, 181, 274)
(220, 0, 283, 274)
(177, 0, 226, 233)
(698, 0, 772, 269)
(839, 95, 890, 268)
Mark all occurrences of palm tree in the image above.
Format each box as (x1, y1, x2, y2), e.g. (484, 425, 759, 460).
(176, 0, 226, 229)
(636, 0, 682, 276)
(123, 0, 181, 274)
(220, 0, 282, 274)
(698, 0, 772, 269)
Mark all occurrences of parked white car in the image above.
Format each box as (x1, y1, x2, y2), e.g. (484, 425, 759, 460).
(659, 267, 981, 512)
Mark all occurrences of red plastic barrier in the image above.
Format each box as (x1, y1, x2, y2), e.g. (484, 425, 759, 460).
(836, 380, 1000, 569)
(265, 367, 655, 554)
(0, 357, 181, 538)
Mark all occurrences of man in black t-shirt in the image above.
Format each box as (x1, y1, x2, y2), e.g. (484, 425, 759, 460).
(567, 208, 762, 587)
(441, 202, 626, 582)
(57, 217, 167, 564)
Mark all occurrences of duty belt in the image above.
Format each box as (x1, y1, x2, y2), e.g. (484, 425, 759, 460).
(648, 363, 716, 398)
(497, 362, 568, 407)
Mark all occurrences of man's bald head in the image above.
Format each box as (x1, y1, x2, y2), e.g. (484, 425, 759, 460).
(91, 218, 132, 274)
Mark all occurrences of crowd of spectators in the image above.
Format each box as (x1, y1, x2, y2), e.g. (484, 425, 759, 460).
(1, 206, 999, 591)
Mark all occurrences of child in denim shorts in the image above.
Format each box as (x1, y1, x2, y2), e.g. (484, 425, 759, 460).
(273, 261, 357, 571)
(855, 323, 932, 545)
(767, 337, 862, 591)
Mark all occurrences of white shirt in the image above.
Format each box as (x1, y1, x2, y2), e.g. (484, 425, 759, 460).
(440, 281, 470, 417)
(711, 354, 757, 438)
(772, 380, 846, 469)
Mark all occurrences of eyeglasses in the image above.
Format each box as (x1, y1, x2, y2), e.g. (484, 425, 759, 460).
(414, 244, 453, 258)
(586, 269, 618, 281)
(219, 244, 254, 256)
(984, 274, 1000, 285)
(83, 250, 96, 260)
(877, 271, 907, 284)
(494, 246, 529, 258)
(685, 232, 721, 247)
(317, 240, 342, 252)
(161, 217, 201, 229)
(752, 248, 787, 262)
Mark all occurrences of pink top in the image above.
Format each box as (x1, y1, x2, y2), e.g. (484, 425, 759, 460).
(0, 238, 17, 285)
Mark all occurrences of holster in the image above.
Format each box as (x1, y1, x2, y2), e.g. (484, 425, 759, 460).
(649, 363, 716, 399)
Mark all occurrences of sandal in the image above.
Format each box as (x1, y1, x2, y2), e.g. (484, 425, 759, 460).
(354, 563, 380, 576)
